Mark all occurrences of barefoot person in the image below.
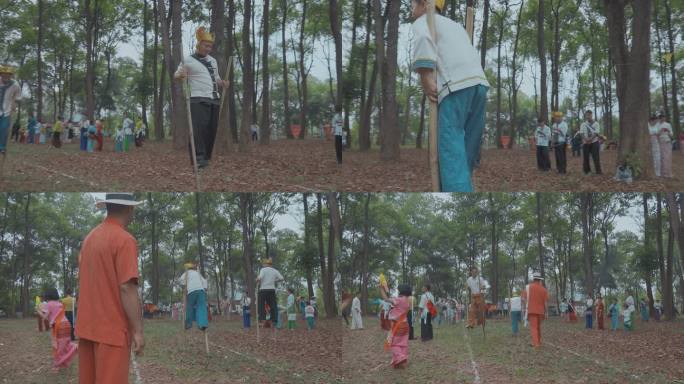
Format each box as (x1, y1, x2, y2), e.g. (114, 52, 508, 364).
(524, 272, 548, 349)
(466, 266, 487, 329)
(174, 27, 228, 169)
(179, 261, 209, 330)
(256, 258, 283, 328)
(379, 283, 412, 369)
(410, 0, 489, 192)
(0, 65, 22, 155)
(77, 193, 144, 384)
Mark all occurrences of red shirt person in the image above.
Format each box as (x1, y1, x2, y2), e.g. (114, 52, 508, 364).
(77, 193, 144, 384)
(525, 272, 548, 348)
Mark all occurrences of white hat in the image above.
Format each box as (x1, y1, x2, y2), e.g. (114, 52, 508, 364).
(532, 272, 544, 281)
(95, 193, 143, 208)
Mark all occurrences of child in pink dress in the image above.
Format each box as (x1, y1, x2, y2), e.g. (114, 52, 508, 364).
(38, 288, 78, 370)
(379, 283, 412, 368)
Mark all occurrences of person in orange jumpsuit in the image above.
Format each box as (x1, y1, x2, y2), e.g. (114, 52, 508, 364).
(525, 272, 548, 349)
(77, 193, 145, 384)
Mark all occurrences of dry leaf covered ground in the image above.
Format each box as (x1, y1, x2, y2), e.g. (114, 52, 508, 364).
(1, 139, 681, 192)
(3, 316, 683, 383)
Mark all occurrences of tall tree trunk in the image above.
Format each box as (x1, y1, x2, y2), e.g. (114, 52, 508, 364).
(83, 0, 98, 122)
(240, 0, 255, 150)
(329, 0, 343, 113)
(581, 193, 593, 296)
(316, 194, 327, 310)
(361, 193, 370, 314)
(654, 0, 670, 120)
(153, 0, 164, 141)
(537, 0, 548, 121)
(209, 0, 233, 153)
(376, 0, 401, 160)
(239, 194, 256, 316)
(281, 0, 291, 139)
(604, 0, 653, 177)
(260, 0, 271, 144)
(416, 94, 426, 149)
(490, 193, 499, 304)
(657, 193, 666, 290)
(480, 0, 490, 69)
(666, 193, 684, 317)
(141, 0, 149, 130)
(302, 194, 314, 298)
(20, 194, 32, 315)
(508, 0, 524, 148)
(295, 0, 309, 139)
(642, 194, 656, 316)
(536, 193, 545, 279)
(326, 193, 341, 318)
(195, 193, 205, 274)
(664, 0, 681, 138)
(358, 0, 374, 151)
(36, 0, 44, 120)
(159, 0, 189, 149)
(494, 5, 507, 148)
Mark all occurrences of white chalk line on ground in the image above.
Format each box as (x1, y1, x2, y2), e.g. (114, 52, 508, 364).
(462, 326, 482, 384)
(544, 340, 640, 380)
(131, 351, 144, 384)
(23, 161, 102, 189)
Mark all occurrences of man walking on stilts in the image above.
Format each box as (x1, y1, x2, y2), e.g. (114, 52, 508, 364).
(410, 0, 489, 191)
(174, 27, 228, 169)
(256, 258, 283, 329)
(179, 261, 209, 331)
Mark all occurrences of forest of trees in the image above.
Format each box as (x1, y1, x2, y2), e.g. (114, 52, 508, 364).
(1, 1, 681, 166)
(1, 192, 683, 321)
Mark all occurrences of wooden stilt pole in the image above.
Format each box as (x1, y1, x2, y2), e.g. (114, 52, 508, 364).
(466, 0, 475, 43)
(256, 286, 260, 344)
(181, 55, 202, 191)
(426, 0, 440, 192)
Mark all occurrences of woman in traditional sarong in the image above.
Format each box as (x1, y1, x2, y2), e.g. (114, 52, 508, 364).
(595, 294, 605, 330)
(379, 283, 411, 369)
(37, 288, 77, 370)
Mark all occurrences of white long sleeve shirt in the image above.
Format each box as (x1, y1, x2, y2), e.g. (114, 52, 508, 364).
(0, 80, 22, 117)
(257, 266, 283, 290)
(179, 270, 207, 294)
(657, 121, 673, 143)
(411, 14, 489, 104)
(535, 125, 551, 147)
(580, 121, 601, 144)
(352, 297, 361, 314)
(552, 121, 568, 143)
(175, 54, 221, 100)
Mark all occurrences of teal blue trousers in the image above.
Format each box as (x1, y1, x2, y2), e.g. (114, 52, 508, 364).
(438, 85, 488, 192)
